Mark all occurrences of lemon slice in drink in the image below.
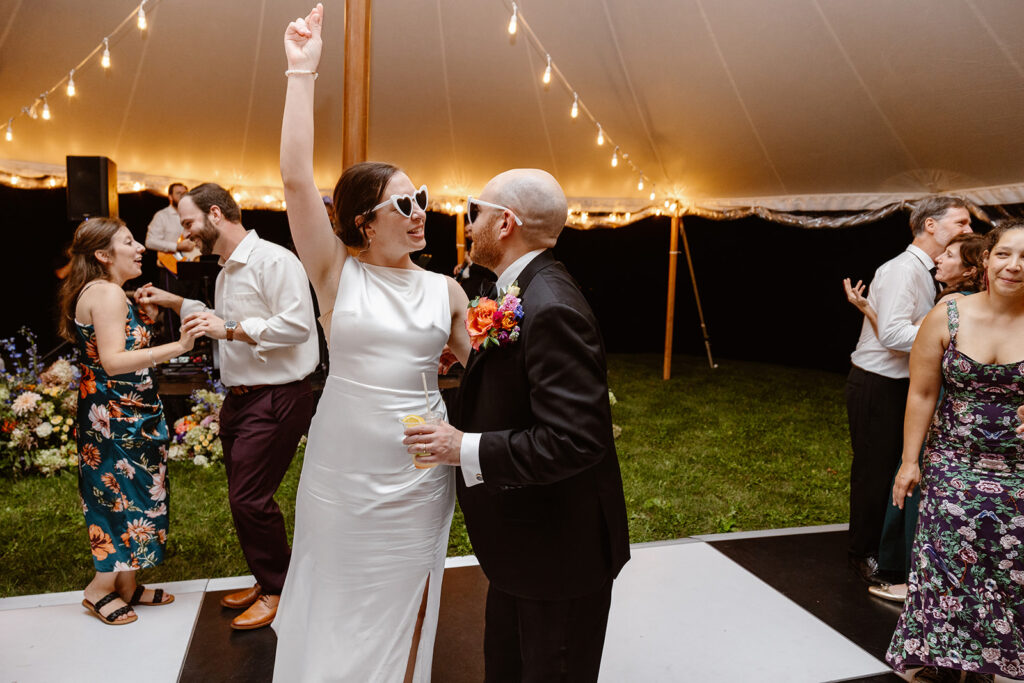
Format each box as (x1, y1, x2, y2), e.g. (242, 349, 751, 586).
(400, 414, 426, 426)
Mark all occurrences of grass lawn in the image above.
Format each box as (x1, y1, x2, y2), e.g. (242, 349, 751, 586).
(0, 354, 851, 598)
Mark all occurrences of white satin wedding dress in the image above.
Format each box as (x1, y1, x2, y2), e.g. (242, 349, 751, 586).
(273, 258, 455, 682)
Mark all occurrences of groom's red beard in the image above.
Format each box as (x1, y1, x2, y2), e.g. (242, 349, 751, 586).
(196, 216, 219, 255)
(468, 223, 500, 271)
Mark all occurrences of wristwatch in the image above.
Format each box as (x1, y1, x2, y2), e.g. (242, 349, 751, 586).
(224, 320, 238, 341)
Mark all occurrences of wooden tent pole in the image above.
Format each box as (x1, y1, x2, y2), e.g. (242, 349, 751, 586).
(663, 214, 680, 380)
(342, 0, 371, 168)
(456, 211, 465, 265)
(679, 217, 717, 370)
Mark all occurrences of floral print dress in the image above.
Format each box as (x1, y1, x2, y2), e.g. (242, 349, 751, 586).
(887, 300, 1024, 678)
(76, 299, 170, 572)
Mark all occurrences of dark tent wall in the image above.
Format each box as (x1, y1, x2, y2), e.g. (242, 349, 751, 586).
(0, 186, 977, 373)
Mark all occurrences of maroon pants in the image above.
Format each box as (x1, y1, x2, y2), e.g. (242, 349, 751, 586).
(219, 379, 314, 595)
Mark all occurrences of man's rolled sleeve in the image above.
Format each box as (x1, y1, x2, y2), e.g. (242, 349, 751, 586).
(245, 257, 314, 361)
(875, 269, 921, 352)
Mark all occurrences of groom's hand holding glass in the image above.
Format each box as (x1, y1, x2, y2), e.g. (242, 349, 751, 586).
(402, 420, 463, 467)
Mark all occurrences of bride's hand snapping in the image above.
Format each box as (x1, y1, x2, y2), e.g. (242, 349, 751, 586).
(284, 3, 324, 72)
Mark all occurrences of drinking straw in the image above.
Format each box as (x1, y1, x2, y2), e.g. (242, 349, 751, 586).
(421, 372, 431, 415)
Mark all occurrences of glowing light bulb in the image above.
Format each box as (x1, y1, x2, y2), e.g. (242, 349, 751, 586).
(625, 212, 631, 221)
(5, 120, 12, 142)
(101, 38, 111, 68)
(670, 202, 678, 213)
(263, 194, 275, 204)
(611, 147, 619, 167)
(232, 192, 242, 202)
(133, 181, 143, 191)
(455, 204, 464, 214)
(596, 126, 604, 146)
(580, 212, 588, 222)
(542, 55, 551, 85)
(649, 190, 656, 201)
(41, 97, 51, 121)
(48, 177, 57, 187)
(637, 179, 644, 191)
(444, 202, 452, 211)
(66, 70, 76, 96)
(664, 200, 670, 208)
(10, 176, 19, 185)
(508, 3, 518, 35)
(570, 93, 578, 119)
(137, 4, 147, 30)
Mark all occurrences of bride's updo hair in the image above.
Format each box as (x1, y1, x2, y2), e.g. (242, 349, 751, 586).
(57, 217, 125, 341)
(331, 162, 399, 248)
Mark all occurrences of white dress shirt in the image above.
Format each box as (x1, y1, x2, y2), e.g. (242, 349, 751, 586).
(459, 249, 545, 487)
(145, 205, 184, 255)
(850, 244, 935, 379)
(180, 231, 318, 387)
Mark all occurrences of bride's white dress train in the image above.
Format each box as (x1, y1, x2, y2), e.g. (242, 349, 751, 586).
(273, 258, 455, 682)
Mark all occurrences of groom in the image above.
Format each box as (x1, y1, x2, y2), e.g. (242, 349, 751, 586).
(408, 169, 630, 681)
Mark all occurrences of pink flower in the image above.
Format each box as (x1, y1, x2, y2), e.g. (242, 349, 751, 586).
(977, 480, 1004, 494)
(88, 403, 111, 438)
(11, 391, 41, 415)
(149, 463, 167, 501)
(994, 619, 1011, 634)
(958, 547, 977, 564)
(126, 518, 155, 542)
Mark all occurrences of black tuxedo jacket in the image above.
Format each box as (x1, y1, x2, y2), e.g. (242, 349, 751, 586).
(452, 250, 630, 601)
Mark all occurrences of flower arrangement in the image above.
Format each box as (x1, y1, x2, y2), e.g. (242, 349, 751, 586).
(0, 330, 80, 476)
(466, 282, 525, 351)
(169, 387, 225, 467)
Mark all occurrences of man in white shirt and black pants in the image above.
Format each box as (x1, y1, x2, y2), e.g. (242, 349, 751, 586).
(846, 196, 972, 582)
(139, 183, 318, 631)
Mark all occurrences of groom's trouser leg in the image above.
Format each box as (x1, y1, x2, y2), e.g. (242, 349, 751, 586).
(484, 579, 613, 683)
(220, 380, 314, 594)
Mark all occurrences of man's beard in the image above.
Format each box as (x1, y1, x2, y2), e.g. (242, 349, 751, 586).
(468, 223, 499, 270)
(196, 216, 219, 255)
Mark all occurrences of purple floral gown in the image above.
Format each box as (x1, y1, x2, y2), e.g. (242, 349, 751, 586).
(887, 300, 1024, 678)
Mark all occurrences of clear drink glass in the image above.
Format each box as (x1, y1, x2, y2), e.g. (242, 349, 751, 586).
(398, 410, 443, 469)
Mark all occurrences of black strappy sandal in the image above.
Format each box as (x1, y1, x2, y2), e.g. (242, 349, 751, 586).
(130, 584, 175, 606)
(82, 591, 138, 625)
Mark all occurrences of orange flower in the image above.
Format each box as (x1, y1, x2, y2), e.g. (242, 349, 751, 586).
(78, 367, 97, 398)
(85, 338, 100, 363)
(101, 472, 121, 493)
(502, 310, 517, 330)
(89, 524, 115, 560)
(466, 298, 498, 350)
(121, 531, 132, 548)
(79, 443, 101, 469)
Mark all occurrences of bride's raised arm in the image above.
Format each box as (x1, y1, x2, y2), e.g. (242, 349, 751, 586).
(281, 3, 344, 309)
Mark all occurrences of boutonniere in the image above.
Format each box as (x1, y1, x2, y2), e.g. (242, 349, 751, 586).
(466, 282, 524, 351)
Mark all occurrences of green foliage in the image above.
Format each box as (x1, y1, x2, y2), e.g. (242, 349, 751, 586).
(0, 354, 852, 597)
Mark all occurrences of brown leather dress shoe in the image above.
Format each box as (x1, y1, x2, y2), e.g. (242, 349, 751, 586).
(220, 583, 261, 609)
(230, 594, 279, 631)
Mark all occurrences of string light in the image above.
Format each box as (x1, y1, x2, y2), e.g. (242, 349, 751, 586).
(596, 126, 604, 146)
(137, 3, 147, 31)
(132, 181, 143, 191)
(101, 38, 111, 68)
(4, 120, 11, 142)
(508, 3, 518, 35)
(66, 70, 76, 97)
(649, 190, 656, 201)
(40, 96, 51, 121)
(625, 212, 631, 221)
(570, 93, 578, 119)
(637, 178, 644, 191)
(611, 147, 618, 167)
(542, 54, 551, 86)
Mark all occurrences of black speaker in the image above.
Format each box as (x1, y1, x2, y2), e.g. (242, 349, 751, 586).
(66, 156, 118, 221)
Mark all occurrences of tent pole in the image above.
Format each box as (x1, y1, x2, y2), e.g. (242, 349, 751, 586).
(456, 211, 465, 265)
(342, 0, 371, 168)
(663, 214, 680, 380)
(679, 217, 717, 370)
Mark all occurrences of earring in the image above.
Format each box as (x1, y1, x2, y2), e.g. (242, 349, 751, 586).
(358, 236, 373, 256)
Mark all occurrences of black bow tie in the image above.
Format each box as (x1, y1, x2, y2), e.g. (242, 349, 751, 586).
(480, 280, 498, 299)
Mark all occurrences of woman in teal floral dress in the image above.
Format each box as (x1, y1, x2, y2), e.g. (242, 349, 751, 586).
(888, 222, 1024, 682)
(58, 217, 199, 625)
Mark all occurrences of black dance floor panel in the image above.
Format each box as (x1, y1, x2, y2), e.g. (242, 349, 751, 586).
(179, 589, 276, 682)
(709, 530, 902, 680)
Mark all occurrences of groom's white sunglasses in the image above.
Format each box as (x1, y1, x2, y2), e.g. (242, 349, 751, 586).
(467, 197, 523, 226)
(372, 185, 428, 218)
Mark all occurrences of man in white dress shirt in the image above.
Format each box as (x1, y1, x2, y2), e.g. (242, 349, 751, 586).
(138, 183, 318, 631)
(145, 183, 199, 338)
(846, 196, 972, 582)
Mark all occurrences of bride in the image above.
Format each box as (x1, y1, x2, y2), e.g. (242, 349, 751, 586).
(273, 4, 471, 681)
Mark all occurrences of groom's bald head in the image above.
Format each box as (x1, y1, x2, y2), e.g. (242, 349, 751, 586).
(483, 169, 567, 249)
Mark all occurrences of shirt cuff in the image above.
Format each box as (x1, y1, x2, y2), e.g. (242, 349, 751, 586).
(460, 432, 484, 487)
(179, 298, 207, 319)
(240, 317, 269, 362)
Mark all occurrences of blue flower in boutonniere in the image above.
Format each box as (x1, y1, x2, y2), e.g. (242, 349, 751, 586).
(465, 281, 524, 351)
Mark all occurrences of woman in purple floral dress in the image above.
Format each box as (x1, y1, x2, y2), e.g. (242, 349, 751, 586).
(887, 222, 1024, 683)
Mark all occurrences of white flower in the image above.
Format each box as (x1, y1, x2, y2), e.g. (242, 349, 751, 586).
(957, 525, 976, 541)
(999, 559, 1014, 570)
(88, 403, 111, 438)
(1010, 570, 1024, 586)
(34, 422, 53, 438)
(1000, 535, 1021, 549)
(945, 502, 966, 517)
(904, 639, 921, 655)
(114, 459, 135, 479)
(193, 454, 209, 467)
(167, 444, 187, 461)
(1012, 516, 1024, 528)
(149, 463, 167, 501)
(31, 448, 66, 475)
(994, 619, 1011, 634)
(112, 561, 135, 572)
(145, 503, 167, 518)
(11, 391, 41, 415)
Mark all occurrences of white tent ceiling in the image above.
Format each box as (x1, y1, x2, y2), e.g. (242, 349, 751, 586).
(2, 0, 1023, 218)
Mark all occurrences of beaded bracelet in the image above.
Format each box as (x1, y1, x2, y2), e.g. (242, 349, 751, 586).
(285, 69, 318, 80)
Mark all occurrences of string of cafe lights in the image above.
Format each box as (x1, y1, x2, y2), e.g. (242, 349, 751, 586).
(1, 2, 163, 194)
(500, 1, 675, 225)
